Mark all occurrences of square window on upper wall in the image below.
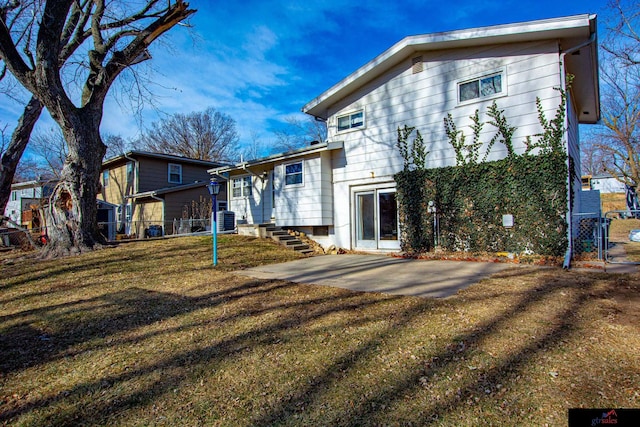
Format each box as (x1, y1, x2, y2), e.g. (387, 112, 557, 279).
(337, 110, 364, 132)
(458, 71, 504, 104)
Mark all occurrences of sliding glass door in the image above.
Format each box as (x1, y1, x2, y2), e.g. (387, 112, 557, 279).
(354, 188, 399, 250)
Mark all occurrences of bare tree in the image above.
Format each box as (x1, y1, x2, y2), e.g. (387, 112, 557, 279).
(138, 107, 240, 162)
(241, 130, 266, 161)
(0, 0, 195, 256)
(580, 136, 607, 176)
(586, 0, 640, 188)
(104, 133, 132, 159)
(28, 127, 68, 178)
(272, 115, 327, 153)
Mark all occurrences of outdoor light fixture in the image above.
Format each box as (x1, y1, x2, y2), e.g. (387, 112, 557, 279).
(206, 178, 221, 266)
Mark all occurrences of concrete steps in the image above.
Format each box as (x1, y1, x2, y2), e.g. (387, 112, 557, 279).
(259, 224, 313, 255)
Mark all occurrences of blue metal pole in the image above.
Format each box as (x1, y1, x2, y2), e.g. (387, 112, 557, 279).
(212, 194, 218, 266)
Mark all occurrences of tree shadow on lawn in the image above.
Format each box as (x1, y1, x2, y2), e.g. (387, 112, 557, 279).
(0, 278, 297, 375)
(1, 268, 636, 426)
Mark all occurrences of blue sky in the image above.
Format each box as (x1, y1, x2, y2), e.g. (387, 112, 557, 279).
(1, 0, 608, 158)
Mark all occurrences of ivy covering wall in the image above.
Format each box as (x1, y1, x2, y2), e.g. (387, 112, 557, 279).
(394, 88, 571, 256)
(395, 151, 568, 256)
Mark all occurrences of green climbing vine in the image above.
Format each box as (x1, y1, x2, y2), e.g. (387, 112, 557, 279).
(395, 82, 574, 256)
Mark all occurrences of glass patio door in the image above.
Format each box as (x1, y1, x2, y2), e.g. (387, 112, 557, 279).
(355, 189, 399, 250)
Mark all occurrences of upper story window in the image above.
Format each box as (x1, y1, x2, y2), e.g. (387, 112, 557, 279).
(168, 163, 182, 184)
(126, 162, 134, 184)
(284, 161, 303, 186)
(458, 71, 504, 103)
(11, 190, 17, 201)
(232, 176, 252, 198)
(337, 110, 364, 132)
(102, 170, 109, 187)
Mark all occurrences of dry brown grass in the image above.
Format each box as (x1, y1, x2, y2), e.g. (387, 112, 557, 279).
(600, 193, 627, 214)
(608, 218, 640, 262)
(1, 235, 638, 426)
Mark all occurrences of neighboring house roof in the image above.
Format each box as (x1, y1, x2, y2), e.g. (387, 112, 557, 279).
(102, 150, 229, 169)
(590, 173, 624, 180)
(10, 179, 58, 190)
(208, 141, 344, 176)
(127, 181, 212, 199)
(303, 14, 599, 124)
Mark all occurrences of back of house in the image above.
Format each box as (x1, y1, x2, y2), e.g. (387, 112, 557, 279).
(215, 14, 600, 254)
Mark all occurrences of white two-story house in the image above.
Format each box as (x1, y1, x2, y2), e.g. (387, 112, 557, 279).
(211, 14, 600, 254)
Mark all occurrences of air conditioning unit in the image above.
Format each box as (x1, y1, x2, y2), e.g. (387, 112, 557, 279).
(217, 211, 235, 232)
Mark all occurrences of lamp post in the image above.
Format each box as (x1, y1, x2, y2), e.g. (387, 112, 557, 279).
(206, 178, 221, 266)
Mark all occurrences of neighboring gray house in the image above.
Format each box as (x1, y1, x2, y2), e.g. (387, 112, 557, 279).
(4, 179, 57, 228)
(212, 15, 600, 254)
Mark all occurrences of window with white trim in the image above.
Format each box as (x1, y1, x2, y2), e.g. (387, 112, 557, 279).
(284, 161, 303, 186)
(11, 190, 17, 201)
(232, 176, 252, 198)
(126, 161, 134, 184)
(458, 71, 504, 103)
(337, 110, 364, 131)
(102, 170, 109, 187)
(168, 163, 182, 183)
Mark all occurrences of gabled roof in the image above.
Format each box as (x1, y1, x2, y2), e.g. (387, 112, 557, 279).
(303, 14, 599, 124)
(102, 150, 229, 169)
(208, 141, 344, 176)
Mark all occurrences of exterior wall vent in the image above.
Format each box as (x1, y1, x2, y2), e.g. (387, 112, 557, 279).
(412, 56, 423, 74)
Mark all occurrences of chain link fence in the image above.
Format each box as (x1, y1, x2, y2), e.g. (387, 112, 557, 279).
(603, 210, 640, 265)
(572, 213, 607, 260)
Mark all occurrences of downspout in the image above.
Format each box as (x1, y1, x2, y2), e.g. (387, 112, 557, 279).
(149, 193, 165, 236)
(559, 30, 597, 269)
(123, 153, 139, 233)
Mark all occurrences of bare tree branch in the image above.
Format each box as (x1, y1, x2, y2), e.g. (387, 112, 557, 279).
(138, 107, 240, 162)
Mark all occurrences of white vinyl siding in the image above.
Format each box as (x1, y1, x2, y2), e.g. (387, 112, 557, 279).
(325, 40, 564, 249)
(274, 155, 332, 226)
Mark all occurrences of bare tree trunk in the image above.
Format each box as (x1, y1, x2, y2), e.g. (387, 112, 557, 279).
(42, 112, 107, 257)
(0, 96, 43, 217)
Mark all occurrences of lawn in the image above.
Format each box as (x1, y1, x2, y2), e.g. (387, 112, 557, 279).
(1, 235, 638, 426)
(608, 217, 640, 262)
